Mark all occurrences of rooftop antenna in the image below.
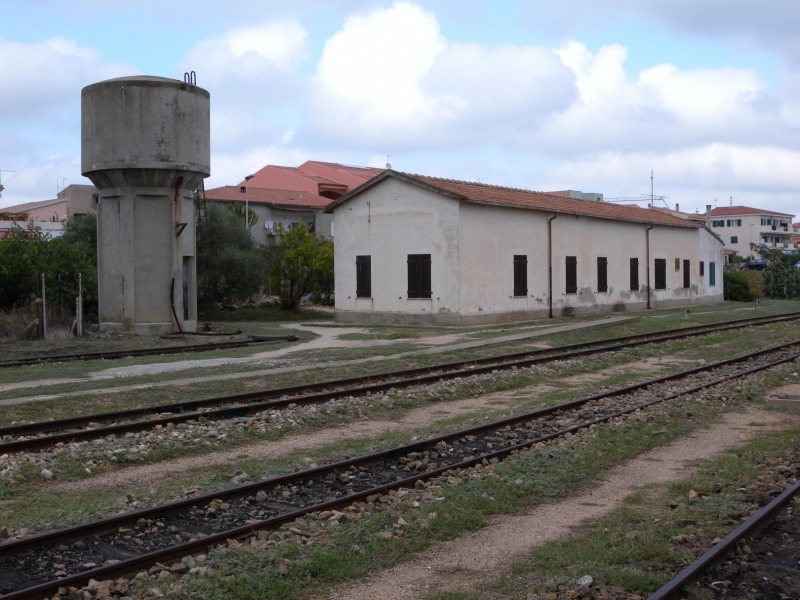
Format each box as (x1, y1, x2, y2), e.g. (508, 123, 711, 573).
(651, 170, 654, 206)
(385, 155, 392, 169)
(57, 177, 68, 196)
(730, 195, 733, 207)
(477, 177, 487, 184)
(0, 170, 16, 199)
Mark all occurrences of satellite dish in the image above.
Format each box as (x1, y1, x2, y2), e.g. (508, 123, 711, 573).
(265, 220, 273, 230)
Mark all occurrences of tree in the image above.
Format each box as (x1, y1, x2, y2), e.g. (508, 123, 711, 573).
(266, 224, 334, 310)
(0, 220, 98, 316)
(196, 203, 267, 311)
(225, 202, 259, 229)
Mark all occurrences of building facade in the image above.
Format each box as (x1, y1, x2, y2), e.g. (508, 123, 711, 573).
(202, 186, 334, 246)
(709, 206, 796, 258)
(327, 172, 724, 325)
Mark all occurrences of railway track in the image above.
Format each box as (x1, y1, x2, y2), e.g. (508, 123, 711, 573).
(1, 340, 798, 600)
(649, 477, 800, 599)
(0, 335, 298, 370)
(1, 310, 798, 456)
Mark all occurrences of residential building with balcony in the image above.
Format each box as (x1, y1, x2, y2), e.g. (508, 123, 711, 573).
(709, 206, 796, 258)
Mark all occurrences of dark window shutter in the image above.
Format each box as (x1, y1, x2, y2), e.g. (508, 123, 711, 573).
(356, 255, 371, 297)
(683, 259, 690, 289)
(629, 257, 639, 291)
(597, 257, 608, 292)
(565, 256, 577, 294)
(699, 261, 704, 277)
(655, 258, 667, 290)
(407, 254, 432, 298)
(513, 255, 527, 296)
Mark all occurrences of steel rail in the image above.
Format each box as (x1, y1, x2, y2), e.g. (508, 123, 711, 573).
(0, 336, 298, 369)
(1, 341, 798, 600)
(648, 477, 800, 600)
(1, 311, 798, 452)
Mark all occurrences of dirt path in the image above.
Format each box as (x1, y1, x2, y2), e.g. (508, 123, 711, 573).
(48, 385, 555, 495)
(0, 316, 635, 403)
(325, 407, 799, 600)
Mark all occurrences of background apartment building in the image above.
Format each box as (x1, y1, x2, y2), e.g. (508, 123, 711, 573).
(709, 206, 795, 258)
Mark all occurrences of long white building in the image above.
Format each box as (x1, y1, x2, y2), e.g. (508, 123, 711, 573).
(326, 171, 725, 325)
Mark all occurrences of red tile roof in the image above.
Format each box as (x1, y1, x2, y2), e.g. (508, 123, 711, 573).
(710, 206, 794, 217)
(203, 186, 332, 211)
(327, 171, 701, 228)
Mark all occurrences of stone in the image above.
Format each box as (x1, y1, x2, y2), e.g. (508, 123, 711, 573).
(576, 575, 593, 586)
(711, 483, 723, 493)
(256, 491, 268, 502)
(147, 588, 165, 598)
(41, 469, 53, 479)
(688, 490, 698, 499)
(625, 531, 639, 539)
(376, 531, 393, 539)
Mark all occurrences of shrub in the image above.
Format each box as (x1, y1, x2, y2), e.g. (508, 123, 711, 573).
(723, 269, 756, 302)
(764, 260, 800, 299)
(742, 270, 765, 299)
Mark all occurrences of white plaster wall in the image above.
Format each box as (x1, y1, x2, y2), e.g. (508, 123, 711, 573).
(333, 178, 460, 317)
(549, 215, 651, 314)
(697, 228, 724, 300)
(458, 203, 549, 315)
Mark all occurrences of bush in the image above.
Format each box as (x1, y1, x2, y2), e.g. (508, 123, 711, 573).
(742, 270, 765, 299)
(764, 260, 800, 299)
(724, 269, 756, 302)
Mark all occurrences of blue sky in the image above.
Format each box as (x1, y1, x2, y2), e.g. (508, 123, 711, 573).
(2, 0, 800, 216)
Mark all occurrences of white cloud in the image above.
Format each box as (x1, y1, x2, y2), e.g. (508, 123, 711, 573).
(545, 143, 800, 215)
(540, 41, 770, 154)
(181, 19, 308, 83)
(179, 20, 309, 156)
(0, 36, 136, 123)
(305, 1, 575, 149)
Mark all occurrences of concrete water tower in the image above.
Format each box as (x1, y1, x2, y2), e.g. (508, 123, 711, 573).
(81, 76, 210, 334)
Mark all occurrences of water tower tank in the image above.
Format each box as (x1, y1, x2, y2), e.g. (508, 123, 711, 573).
(81, 76, 210, 334)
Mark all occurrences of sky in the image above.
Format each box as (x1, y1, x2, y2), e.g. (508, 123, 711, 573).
(2, 0, 800, 216)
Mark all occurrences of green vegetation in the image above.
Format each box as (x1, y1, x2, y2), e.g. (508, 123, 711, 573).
(0, 216, 97, 315)
(196, 203, 267, 311)
(266, 223, 334, 309)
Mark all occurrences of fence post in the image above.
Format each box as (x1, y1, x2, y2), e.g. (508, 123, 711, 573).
(76, 272, 83, 337)
(35, 298, 44, 339)
(41, 273, 47, 339)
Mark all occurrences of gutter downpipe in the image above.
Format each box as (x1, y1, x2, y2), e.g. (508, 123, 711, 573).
(548, 214, 558, 318)
(646, 225, 654, 309)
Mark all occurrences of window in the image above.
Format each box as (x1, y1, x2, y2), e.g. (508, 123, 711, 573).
(683, 259, 690, 289)
(709, 262, 716, 286)
(513, 255, 527, 296)
(629, 258, 639, 291)
(407, 254, 431, 298)
(675, 258, 681, 271)
(356, 255, 371, 298)
(726, 219, 742, 227)
(700, 261, 705, 277)
(597, 257, 608, 292)
(731, 236, 738, 243)
(565, 256, 577, 294)
(655, 259, 667, 290)
(712, 220, 725, 227)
